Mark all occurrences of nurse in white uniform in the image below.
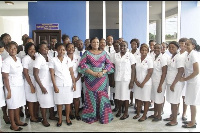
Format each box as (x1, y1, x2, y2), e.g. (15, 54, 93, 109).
(129, 38, 141, 108)
(133, 44, 153, 122)
(109, 40, 120, 112)
(177, 38, 188, 121)
(180, 38, 200, 128)
(33, 42, 58, 127)
(49, 43, 76, 126)
(113, 41, 136, 120)
(22, 42, 40, 122)
(2, 41, 27, 131)
(164, 41, 185, 126)
(150, 44, 167, 122)
(0, 45, 6, 130)
(66, 43, 82, 121)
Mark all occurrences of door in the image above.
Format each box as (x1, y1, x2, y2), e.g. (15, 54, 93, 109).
(32, 30, 61, 46)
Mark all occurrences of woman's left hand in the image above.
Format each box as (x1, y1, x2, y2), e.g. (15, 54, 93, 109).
(97, 72, 103, 78)
(179, 77, 185, 82)
(170, 84, 175, 92)
(72, 84, 76, 91)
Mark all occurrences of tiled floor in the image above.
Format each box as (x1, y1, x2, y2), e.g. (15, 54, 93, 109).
(0, 101, 199, 132)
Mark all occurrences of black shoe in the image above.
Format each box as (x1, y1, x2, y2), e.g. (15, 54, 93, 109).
(182, 121, 197, 125)
(165, 122, 178, 126)
(112, 108, 118, 112)
(152, 117, 162, 122)
(3, 115, 11, 124)
(110, 100, 114, 106)
(182, 124, 196, 128)
(120, 115, 129, 120)
(69, 115, 75, 120)
(10, 126, 23, 131)
(42, 121, 50, 127)
(62, 110, 66, 116)
(37, 117, 43, 122)
(116, 112, 121, 118)
(16, 123, 28, 126)
(138, 117, 147, 122)
(57, 122, 62, 127)
(75, 115, 81, 121)
(66, 121, 72, 126)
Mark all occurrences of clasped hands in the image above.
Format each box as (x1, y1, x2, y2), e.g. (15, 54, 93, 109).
(92, 71, 104, 78)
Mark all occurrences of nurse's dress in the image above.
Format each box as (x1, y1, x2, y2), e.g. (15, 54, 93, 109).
(71, 54, 82, 98)
(184, 50, 200, 105)
(166, 54, 185, 104)
(33, 54, 54, 108)
(0, 55, 5, 108)
(2, 55, 26, 109)
(22, 55, 38, 102)
(151, 53, 167, 104)
(134, 55, 153, 101)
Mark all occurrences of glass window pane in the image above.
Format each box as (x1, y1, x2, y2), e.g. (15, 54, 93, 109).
(106, 1, 119, 40)
(89, 1, 103, 39)
(149, 1, 162, 43)
(165, 1, 178, 43)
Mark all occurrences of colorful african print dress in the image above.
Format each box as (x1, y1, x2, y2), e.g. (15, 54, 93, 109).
(78, 50, 114, 124)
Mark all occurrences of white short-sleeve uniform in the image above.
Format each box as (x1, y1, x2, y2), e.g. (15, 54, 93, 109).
(151, 53, 167, 104)
(113, 52, 136, 100)
(49, 56, 74, 105)
(48, 49, 58, 60)
(109, 52, 116, 94)
(0, 55, 6, 107)
(176, 51, 188, 97)
(2, 56, 26, 109)
(71, 54, 82, 98)
(33, 54, 54, 108)
(184, 50, 200, 105)
(22, 55, 38, 102)
(129, 49, 141, 92)
(134, 55, 153, 101)
(166, 54, 185, 104)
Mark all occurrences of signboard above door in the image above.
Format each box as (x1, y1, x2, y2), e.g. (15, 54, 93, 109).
(36, 23, 59, 30)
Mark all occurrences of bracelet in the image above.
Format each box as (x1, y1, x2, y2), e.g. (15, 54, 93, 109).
(102, 71, 105, 75)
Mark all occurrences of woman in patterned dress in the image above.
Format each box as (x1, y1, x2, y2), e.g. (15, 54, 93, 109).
(78, 37, 114, 124)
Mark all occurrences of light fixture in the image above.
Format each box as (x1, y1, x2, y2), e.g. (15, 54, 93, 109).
(5, 1, 14, 5)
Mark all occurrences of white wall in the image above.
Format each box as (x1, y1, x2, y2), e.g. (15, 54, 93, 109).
(0, 16, 29, 45)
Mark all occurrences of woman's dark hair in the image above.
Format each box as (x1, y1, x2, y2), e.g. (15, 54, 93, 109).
(187, 38, 200, 51)
(7, 41, 18, 49)
(36, 42, 48, 52)
(0, 33, 10, 41)
(25, 42, 35, 55)
(113, 40, 120, 45)
(66, 43, 74, 49)
(55, 42, 64, 50)
(88, 37, 99, 50)
(179, 38, 187, 43)
(120, 41, 128, 48)
(62, 34, 70, 42)
(24, 37, 33, 44)
(140, 43, 149, 52)
(130, 38, 140, 48)
(169, 41, 179, 49)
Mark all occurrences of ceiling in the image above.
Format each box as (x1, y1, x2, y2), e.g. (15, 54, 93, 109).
(0, 1, 178, 29)
(0, 1, 29, 10)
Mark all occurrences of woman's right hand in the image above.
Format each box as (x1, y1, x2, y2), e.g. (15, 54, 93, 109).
(6, 90, 11, 99)
(54, 86, 59, 93)
(41, 86, 48, 94)
(30, 85, 36, 93)
(92, 72, 99, 77)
